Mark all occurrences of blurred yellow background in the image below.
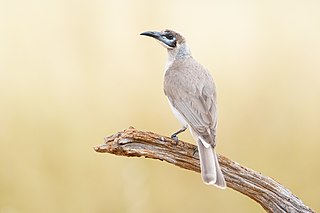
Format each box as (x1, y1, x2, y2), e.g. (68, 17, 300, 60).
(1, 0, 320, 212)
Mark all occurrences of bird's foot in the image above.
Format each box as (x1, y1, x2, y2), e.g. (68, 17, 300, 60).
(170, 126, 187, 145)
(171, 133, 179, 145)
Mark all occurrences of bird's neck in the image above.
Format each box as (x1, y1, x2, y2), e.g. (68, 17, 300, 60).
(165, 43, 191, 71)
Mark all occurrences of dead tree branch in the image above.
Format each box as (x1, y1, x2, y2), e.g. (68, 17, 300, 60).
(93, 127, 314, 213)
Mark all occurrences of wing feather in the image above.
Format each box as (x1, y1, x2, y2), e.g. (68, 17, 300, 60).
(164, 58, 217, 146)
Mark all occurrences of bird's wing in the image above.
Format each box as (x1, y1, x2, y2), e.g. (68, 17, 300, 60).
(164, 61, 217, 146)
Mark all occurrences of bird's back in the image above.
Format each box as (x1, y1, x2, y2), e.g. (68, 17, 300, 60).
(165, 57, 216, 94)
(164, 57, 218, 147)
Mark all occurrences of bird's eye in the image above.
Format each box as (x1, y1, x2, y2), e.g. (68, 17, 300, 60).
(165, 34, 174, 40)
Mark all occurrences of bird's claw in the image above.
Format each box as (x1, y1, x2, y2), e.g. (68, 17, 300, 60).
(171, 134, 179, 144)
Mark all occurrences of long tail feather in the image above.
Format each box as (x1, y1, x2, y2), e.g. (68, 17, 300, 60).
(197, 139, 226, 189)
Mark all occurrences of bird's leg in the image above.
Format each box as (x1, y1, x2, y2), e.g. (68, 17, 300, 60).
(171, 126, 187, 143)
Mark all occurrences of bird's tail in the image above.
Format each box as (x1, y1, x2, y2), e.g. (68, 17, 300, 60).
(196, 139, 226, 189)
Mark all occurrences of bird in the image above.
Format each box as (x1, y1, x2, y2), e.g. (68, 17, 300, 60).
(140, 29, 226, 189)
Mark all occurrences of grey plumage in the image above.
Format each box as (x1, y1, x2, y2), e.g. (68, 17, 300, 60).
(141, 29, 226, 189)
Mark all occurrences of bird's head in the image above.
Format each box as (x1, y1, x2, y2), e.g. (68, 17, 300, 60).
(140, 29, 185, 50)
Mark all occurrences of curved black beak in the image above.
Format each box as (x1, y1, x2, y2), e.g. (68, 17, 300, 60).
(140, 30, 176, 48)
(140, 31, 162, 39)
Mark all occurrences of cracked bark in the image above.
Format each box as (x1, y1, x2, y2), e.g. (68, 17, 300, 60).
(93, 127, 314, 213)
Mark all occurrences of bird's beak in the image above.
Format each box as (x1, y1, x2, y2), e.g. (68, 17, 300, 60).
(140, 31, 162, 39)
(140, 30, 175, 49)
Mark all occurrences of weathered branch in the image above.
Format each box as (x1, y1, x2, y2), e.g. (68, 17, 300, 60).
(94, 127, 314, 213)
